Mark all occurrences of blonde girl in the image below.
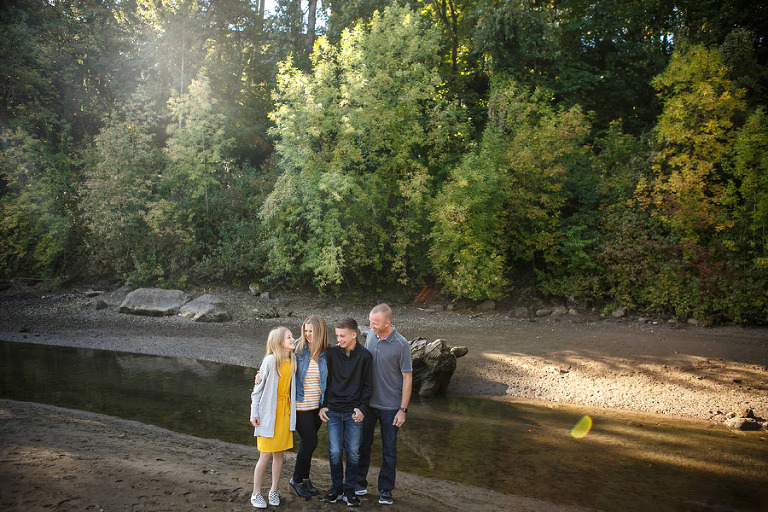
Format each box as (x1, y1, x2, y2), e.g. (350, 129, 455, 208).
(287, 315, 329, 499)
(249, 326, 297, 508)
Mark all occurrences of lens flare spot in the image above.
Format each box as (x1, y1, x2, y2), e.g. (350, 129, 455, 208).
(571, 415, 593, 439)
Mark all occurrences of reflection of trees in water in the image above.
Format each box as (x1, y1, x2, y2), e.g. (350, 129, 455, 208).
(0, 342, 257, 443)
(116, 354, 216, 378)
(397, 398, 513, 481)
(399, 427, 438, 469)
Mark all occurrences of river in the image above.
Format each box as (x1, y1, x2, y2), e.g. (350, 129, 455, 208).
(2, 339, 767, 511)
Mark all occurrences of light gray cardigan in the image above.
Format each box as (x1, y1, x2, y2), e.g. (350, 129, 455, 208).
(250, 353, 297, 438)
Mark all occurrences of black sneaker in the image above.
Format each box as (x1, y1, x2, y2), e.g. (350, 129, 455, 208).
(342, 490, 361, 507)
(289, 478, 311, 499)
(324, 487, 343, 503)
(378, 490, 393, 505)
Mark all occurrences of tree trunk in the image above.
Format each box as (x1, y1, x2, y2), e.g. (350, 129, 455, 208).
(257, 0, 266, 31)
(179, 30, 185, 129)
(432, 0, 459, 73)
(305, 0, 317, 53)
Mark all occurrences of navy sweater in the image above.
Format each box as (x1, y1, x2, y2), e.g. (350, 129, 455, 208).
(323, 343, 372, 415)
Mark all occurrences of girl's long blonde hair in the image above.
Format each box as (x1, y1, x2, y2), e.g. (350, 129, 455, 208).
(265, 326, 297, 377)
(295, 315, 329, 360)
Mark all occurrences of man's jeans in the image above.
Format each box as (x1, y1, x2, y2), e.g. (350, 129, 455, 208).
(357, 407, 399, 492)
(326, 410, 363, 492)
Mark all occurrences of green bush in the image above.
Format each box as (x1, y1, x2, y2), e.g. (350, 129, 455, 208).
(0, 128, 76, 279)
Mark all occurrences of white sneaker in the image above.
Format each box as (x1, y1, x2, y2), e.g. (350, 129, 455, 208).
(268, 491, 280, 506)
(250, 493, 267, 509)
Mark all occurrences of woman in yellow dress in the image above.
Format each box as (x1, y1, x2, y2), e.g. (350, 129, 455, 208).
(249, 326, 297, 508)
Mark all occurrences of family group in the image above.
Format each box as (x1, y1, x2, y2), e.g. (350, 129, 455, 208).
(249, 303, 413, 508)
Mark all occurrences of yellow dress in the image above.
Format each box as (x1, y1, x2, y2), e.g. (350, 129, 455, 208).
(257, 361, 293, 453)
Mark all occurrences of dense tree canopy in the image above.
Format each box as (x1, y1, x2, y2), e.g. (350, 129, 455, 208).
(263, 6, 468, 291)
(1, 0, 767, 323)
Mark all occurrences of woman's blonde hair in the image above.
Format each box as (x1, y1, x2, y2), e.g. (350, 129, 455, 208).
(265, 326, 297, 377)
(296, 315, 329, 360)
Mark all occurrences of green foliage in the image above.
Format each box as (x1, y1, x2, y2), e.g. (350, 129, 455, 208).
(723, 107, 768, 269)
(0, 129, 75, 278)
(430, 131, 509, 299)
(264, 5, 469, 292)
(591, 121, 651, 207)
(431, 78, 590, 300)
(166, 73, 233, 226)
(3, 0, 768, 323)
(192, 217, 267, 285)
(720, 28, 766, 105)
(83, 77, 268, 287)
(642, 43, 768, 321)
(472, 0, 558, 79)
(592, 197, 668, 311)
(540, 122, 653, 303)
(587, 46, 767, 323)
(490, 80, 591, 267)
(201, 0, 280, 165)
(81, 98, 184, 283)
(417, 0, 479, 75)
(324, 0, 407, 42)
(472, 0, 675, 134)
(676, 0, 768, 107)
(268, 0, 314, 70)
(553, 0, 675, 133)
(716, 106, 768, 322)
(537, 225, 601, 299)
(651, 44, 747, 245)
(1, 0, 120, 143)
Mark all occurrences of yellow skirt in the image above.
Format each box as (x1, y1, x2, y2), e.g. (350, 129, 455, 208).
(257, 362, 293, 453)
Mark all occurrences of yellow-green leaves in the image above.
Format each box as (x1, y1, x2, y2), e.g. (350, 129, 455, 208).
(262, 5, 466, 292)
(651, 44, 747, 245)
(431, 79, 590, 300)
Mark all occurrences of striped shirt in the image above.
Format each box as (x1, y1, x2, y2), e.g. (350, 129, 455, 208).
(297, 359, 321, 411)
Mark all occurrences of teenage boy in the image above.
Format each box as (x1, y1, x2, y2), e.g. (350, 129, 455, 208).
(356, 303, 412, 505)
(319, 317, 372, 507)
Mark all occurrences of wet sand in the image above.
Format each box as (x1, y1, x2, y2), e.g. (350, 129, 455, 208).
(0, 399, 588, 512)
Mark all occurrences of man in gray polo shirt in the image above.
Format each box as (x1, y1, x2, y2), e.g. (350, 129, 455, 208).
(355, 303, 412, 505)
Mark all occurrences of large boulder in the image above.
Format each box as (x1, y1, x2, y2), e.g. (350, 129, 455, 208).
(179, 294, 230, 322)
(409, 337, 467, 397)
(119, 288, 190, 317)
(101, 285, 135, 307)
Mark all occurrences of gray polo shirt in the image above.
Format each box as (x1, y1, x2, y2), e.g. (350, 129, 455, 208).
(365, 326, 413, 410)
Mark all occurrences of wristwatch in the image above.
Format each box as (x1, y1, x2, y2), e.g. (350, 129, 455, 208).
(398, 407, 408, 413)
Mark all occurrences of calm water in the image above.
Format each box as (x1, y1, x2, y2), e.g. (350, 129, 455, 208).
(2, 340, 767, 511)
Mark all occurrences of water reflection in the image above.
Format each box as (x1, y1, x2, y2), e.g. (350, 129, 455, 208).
(0, 341, 254, 443)
(2, 340, 767, 512)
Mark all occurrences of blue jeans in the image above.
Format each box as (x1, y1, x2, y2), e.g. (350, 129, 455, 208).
(357, 407, 399, 492)
(326, 410, 363, 492)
